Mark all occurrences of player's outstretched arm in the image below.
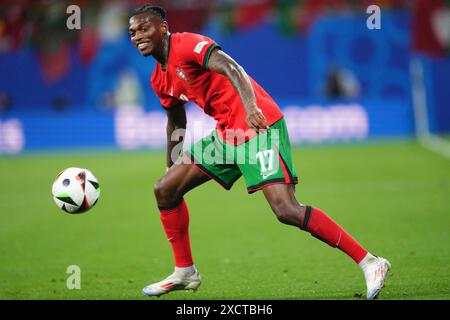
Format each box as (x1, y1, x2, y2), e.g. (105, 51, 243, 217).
(165, 103, 187, 168)
(207, 49, 269, 133)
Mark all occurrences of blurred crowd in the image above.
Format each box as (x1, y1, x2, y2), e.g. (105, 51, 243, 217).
(0, 0, 411, 54)
(0, 0, 448, 112)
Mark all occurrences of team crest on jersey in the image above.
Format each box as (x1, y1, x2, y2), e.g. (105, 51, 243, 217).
(176, 67, 189, 82)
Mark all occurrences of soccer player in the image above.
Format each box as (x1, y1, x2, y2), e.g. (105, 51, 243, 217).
(128, 5, 391, 299)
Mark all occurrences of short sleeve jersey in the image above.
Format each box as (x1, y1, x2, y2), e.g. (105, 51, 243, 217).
(151, 32, 284, 145)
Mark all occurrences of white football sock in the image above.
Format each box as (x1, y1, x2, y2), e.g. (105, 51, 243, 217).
(358, 252, 377, 270)
(175, 265, 196, 276)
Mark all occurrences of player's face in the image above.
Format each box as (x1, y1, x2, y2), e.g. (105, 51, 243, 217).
(129, 14, 166, 57)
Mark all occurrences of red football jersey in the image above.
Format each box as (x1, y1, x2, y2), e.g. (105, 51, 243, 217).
(151, 32, 284, 145)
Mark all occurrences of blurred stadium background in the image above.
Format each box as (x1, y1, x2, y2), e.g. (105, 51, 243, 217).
(0, 0, 449, 152)
(0, 0, 449, 299)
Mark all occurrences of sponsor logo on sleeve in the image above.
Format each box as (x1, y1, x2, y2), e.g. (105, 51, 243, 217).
(194, 41, 209, 54)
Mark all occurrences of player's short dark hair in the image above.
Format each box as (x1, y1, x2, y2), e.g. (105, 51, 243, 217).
(131, 4, 166, 21)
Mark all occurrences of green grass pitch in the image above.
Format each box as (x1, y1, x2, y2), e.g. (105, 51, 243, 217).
(0, 140, 449, 300)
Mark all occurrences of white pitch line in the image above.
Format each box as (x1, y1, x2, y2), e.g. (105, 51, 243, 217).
(418, 134, 450, 160)
(410, 57, 450, 161)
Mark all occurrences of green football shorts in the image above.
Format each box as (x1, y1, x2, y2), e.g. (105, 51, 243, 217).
(185, 117, 298, 193)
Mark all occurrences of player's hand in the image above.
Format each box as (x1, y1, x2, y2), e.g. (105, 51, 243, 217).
(245, 106, 269, 133)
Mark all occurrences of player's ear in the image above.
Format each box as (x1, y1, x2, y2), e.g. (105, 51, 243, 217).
(160, 20, 169, 34)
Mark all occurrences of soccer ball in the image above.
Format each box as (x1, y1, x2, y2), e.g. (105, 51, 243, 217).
(52, 167, 100, 214)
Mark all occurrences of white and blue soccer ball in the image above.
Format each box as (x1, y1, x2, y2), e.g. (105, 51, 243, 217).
(52, 167, 100, 214)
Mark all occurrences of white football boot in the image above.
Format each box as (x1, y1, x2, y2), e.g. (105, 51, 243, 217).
(360, 254, 391, 299)
(142, 268, 201, 297)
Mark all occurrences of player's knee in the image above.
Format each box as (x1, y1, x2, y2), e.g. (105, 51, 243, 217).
(153, 179, 177, 205)
(271, 199, 300, 226)
(274, 209, 291, 225)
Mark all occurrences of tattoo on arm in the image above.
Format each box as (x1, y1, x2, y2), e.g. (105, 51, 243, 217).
(207, 49, 257, 113)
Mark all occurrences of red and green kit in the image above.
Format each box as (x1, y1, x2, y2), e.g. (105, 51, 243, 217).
(151, 32, 298, 192)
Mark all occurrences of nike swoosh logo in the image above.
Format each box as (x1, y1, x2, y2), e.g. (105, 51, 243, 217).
(262, 172, 275, 179)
